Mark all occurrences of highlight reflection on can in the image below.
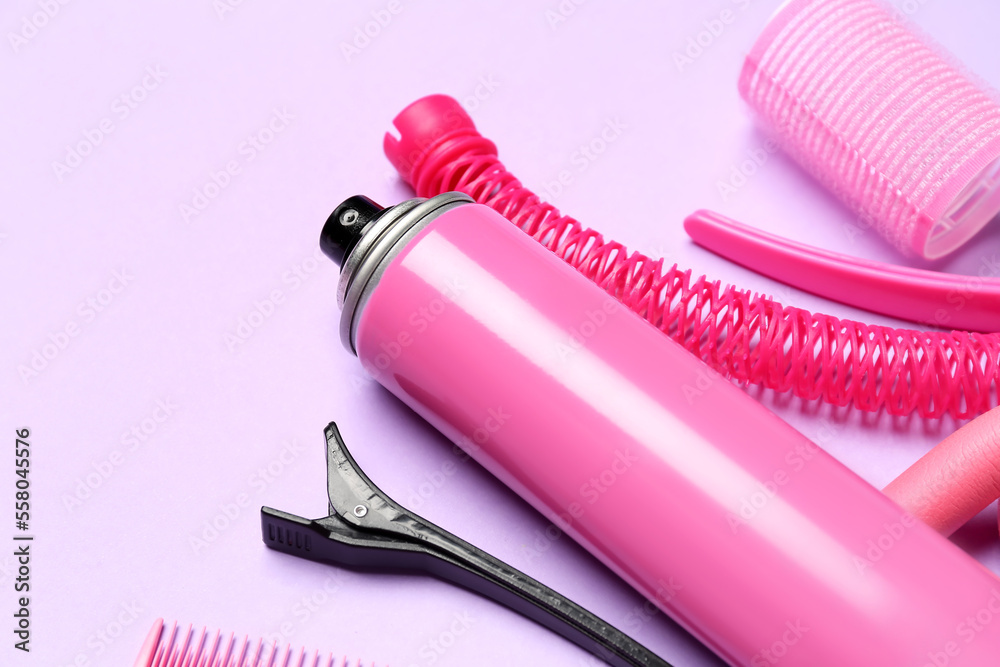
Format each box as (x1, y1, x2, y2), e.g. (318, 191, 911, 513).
(320, 191, 1000, 666)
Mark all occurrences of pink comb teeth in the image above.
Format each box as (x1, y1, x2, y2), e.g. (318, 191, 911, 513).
(133, 619, 379, 667)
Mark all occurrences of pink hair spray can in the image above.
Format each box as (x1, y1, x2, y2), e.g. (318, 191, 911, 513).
(320, 192, 1000, 666)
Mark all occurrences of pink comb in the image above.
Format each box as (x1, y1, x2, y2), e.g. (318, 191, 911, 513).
(133, 619, 380, 667)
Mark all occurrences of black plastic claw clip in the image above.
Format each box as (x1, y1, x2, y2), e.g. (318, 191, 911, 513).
(260, 422, 672, 667)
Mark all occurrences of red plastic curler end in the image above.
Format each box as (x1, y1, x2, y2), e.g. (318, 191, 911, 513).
(383, 94, 494, 187)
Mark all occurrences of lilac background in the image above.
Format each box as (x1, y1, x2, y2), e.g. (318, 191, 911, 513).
(3, 0, 1000, 665)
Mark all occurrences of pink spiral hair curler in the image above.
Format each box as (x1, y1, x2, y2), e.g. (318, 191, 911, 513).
(740, 0, 1000, 259)
(381, 94, 1000, 420)
(318, 190, 1000, 666)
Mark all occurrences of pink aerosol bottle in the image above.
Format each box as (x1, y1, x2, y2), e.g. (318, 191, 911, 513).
(320, 192, 1000, 666)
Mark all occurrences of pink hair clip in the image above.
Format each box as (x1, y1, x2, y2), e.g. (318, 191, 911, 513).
(683, 209, 1000, 333)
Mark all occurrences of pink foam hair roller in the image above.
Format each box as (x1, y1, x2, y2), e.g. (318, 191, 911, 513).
(740, 0, 1000, 259)
(318, 187, 1000, 665)
(884, 405, 1000, 537)
(381, 95, 1000, 419)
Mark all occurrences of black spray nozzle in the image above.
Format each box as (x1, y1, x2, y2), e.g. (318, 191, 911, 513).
(320, 195, 386, 267)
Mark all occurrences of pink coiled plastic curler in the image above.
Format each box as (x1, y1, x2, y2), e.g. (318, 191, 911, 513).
(381, 95, 1000, 420)
(318, 190, 1000, 667)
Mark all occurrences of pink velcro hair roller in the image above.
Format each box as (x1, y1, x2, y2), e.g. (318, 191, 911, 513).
(740, 0, 1000, 259)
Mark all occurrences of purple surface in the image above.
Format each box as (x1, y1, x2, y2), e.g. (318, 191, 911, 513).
(2, 1, 998, 665)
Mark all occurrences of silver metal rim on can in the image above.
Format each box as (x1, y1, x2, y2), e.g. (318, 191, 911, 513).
(338, 191, 474, 355)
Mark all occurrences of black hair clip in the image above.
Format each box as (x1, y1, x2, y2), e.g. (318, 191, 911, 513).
(260, 422, 671, 667)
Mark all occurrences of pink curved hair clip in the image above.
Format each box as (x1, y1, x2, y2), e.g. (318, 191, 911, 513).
(684, 210, 1000, 333)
